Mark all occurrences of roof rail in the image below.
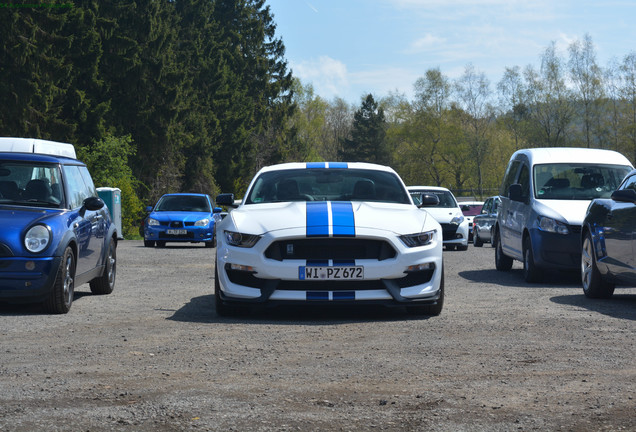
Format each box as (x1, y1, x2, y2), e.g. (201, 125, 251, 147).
(0, 137, 77, 159)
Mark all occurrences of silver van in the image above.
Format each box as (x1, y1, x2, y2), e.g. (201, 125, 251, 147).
(494, 147, 633, 282)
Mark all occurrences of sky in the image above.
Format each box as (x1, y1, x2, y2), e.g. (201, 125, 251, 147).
(266, 0, 636, 105)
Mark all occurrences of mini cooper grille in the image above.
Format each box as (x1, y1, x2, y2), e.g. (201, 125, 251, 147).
(0, 243, 13, 257)
(265, 239, 396, 261)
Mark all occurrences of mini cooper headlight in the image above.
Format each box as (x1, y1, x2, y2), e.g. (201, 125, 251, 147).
(224, 231, 261, 248)
(147, 218, 160, 226)
(24, 225, 51, 253)
(194, 218, 210, 227)
(400, 230, 436, 247)
(538, 216, 569, 235)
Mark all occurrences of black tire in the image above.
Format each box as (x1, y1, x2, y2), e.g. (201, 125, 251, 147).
(144, 240, 155, 247)
(522, 237, 541, 283)
(445, 244, 456, 251)
(90, 240, 116, 295)
(581, 232, 615, 298)
(494, 228, 513, 271)
(407, 263, 444, 316)
(44, 247, 75, 314)
(215, 264, 242, 316)
(473, 228, 484, 247)
(156, 241, 166, 247)
(457, 244, 468, 251)
(205, 235, 216, 248)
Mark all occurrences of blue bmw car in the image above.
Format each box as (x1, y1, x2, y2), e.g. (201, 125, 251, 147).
(143, 193, 222, 248)
(0, 138, 118, 314)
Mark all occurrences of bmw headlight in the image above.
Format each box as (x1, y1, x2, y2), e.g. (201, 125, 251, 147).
(224, 231, 261, 248)
(147, 218, 159, 226)
(194, 218, 210, 227)
(538, 216, 569, 235)
(450, 215, 464, 225)
(25, 225, 51, 253)
(400, 230, 436, 247)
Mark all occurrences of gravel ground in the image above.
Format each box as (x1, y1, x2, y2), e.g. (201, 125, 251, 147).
(0, 240, 635, 431)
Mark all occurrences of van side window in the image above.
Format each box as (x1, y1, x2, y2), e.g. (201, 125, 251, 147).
(500, 160, 521, 196)
(518, 164, 530, 199)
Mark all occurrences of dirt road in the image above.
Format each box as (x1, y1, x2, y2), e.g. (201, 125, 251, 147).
(1, 240, 634, 431)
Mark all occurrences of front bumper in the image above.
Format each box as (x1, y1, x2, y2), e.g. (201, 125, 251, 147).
(0, 255, 60, 302)
(145, 225, 214, 243)
(529, 226, 581, 270)
(215, 229, 443, 307)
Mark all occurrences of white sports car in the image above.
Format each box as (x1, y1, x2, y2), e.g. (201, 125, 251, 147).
(214, 162, 444, 316)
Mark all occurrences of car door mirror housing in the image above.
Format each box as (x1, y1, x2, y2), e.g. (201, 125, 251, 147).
(83, 196, 105, 211)
(508, 184, 524, 202)
(418, 193, 440, 207)
(216, 193, 237, 207)
(611, 188, 636, 203)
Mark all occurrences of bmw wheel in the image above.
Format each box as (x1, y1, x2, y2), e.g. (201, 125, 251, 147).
(44, 247, 75, 314)
(581, 232, 615, 298)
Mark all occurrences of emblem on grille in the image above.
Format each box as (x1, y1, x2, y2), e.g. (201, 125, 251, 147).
(286, 244, 294, 255)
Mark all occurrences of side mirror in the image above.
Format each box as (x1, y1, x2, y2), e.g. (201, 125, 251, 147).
(508, 184, 524, 202)
(213, 207, 223, 213)
(418, 193, 440, 207)
(216, 193, 238, 207)
(145, 205, 153, 212)
(611, 188, 636, 204)
(83, 196, 105, 211)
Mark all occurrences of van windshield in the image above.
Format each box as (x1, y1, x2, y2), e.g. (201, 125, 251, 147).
(534, 163, 632, 200)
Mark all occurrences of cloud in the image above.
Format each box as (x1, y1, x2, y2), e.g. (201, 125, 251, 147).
(405, 33, 446, 54)
(291, 56, 350, 100)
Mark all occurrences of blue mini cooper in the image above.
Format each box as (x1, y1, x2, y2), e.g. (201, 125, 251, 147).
(0, 138, 118, 314)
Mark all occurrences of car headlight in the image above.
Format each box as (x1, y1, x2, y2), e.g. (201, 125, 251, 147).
(450, 215, 464, 225)
(195, 218, 210, 227)
(224, 231, 261, 248)
(147, 218, 159, 226)
(399, 230, 436, 247)
(24, 225, 51, 253)
(538, 216, 569, 235)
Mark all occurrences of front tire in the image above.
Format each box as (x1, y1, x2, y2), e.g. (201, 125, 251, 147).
(144, 240, 155, 247)
(494, 228, 513, 271)
(90, 240, 116, 295)
(581, 232, 615, 298)
(44, 247, 75, 314)
(215, 263, 243, 316)
(407, 264, 444, 316)
(523, 237, 541, 283)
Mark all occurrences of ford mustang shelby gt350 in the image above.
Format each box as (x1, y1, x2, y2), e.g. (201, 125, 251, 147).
(214, 162, 444, 316)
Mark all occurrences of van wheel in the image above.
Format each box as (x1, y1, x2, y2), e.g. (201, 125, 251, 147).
(523, 238, 541, 283)
(494, 228, 513, 271)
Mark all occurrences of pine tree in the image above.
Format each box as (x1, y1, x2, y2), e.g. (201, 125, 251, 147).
(340, 94, 389, 164)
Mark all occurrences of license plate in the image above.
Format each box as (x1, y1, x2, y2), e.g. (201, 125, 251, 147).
(300, 266, 364, 280)
(166, 229, 187, 235)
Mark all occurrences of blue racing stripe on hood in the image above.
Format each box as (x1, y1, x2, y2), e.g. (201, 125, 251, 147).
(306, 162, 326, 168)
(306, 201, 329, 237)
(331, 201, 355, 237)
(305, 162, 348, 169)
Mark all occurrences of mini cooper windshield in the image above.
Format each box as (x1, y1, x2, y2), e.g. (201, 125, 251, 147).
(0, 161, 64, 208)
(245, 168, 411, 204)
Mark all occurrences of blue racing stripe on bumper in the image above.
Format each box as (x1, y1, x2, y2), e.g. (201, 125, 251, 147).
(307, 291, 329, 301)
(333, 291, 355, 300)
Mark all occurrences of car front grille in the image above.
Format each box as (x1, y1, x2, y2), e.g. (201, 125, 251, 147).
(264, 238, 396, 261)
(160, 221, 196, 227)
(568, 224, 582, 234)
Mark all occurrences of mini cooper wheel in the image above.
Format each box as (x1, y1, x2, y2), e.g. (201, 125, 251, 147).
(90, 240, 116, 295)
(44, 246, 75, 314)
(494, 228, 513, 271)
(581, 232, 615, 298)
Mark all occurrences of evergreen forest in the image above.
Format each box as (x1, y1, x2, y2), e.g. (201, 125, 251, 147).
(1, 2, 636, 237)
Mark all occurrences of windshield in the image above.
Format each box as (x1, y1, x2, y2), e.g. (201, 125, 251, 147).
(409, 189, 458, 208)
(245, 168, 411, 204)
(0, 161, 63, 208)
(533, 163, 632, 200)
(155, 195, 210, 212)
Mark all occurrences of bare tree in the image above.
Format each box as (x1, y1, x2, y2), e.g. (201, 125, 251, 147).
(568, 34, 604, 148)
(620, 52, 636, 162)
(497, 66, 528, 150)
